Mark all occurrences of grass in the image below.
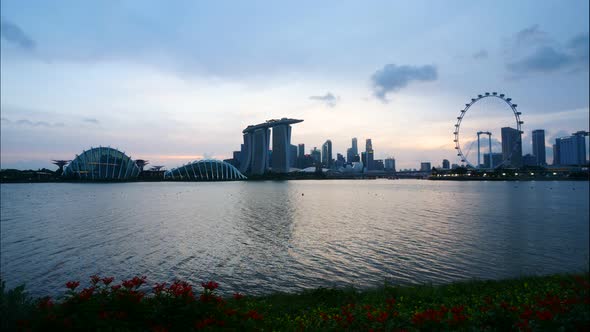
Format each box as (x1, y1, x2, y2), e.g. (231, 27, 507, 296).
(1, 273, 588, 331)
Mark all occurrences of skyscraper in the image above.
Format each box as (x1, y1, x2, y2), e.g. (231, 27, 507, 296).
(553, 143, 560, 166)
(555, 132, 587, 166)
(321, 140, 333, 168)
(271, 124, 292, 173)
(442, 159, 450, 169)
(532, 129, 546, 166)
(289, 144, 298, 168)
(311, 147, 321, 165)
(384, 158, 396, 171)
(365, 138, 374, 170)
(297, 143, 305, 168)
(351, 137, 358, 157)
(501, 127, 523, 168)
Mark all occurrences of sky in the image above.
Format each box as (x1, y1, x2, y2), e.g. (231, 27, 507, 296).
(1, 0, 589, 170)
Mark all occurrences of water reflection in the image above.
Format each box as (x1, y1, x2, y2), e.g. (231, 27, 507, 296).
(0, 180, 588, 297)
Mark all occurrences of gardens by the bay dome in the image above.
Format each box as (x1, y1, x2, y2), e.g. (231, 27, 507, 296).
(164, 159, 246, 181)
(62, 147, 140, 180)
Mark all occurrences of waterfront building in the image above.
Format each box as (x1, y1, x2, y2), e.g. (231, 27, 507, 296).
(420, 162, 431, 172)
(384, 158, 396, 171)
(483, 153, 503, 169)
(442, 159, 450, 169)
(347, 137, 359, 163)
(240, 118, 303, 175)
(555, 132, 587, 166)
(164, 159, 246, 181)
(532, 129, 546, 166)
(321, 140, 333, 168)
(361, 152, 367, 169)
(297, 144, 305, 168)
(501, 127, 523, 168)
(62, 147, 140, 180)
(553, 143, 560, 166)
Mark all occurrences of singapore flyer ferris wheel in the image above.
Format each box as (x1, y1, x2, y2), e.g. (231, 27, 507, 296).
(453, 92, 524, 169)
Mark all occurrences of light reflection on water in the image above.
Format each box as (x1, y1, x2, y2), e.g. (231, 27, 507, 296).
(1, 180, 588, 297)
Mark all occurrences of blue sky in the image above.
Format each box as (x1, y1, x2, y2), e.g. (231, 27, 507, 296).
(1, 0, 588, 169)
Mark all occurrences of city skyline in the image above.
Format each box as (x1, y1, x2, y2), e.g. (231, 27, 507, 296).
(1, 0, 589, 170)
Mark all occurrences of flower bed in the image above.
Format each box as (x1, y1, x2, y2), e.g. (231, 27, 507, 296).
(1, 273, 588, 331)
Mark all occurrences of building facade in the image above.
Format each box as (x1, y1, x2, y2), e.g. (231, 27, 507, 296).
(321, 140, 333, 168)
(532, 129, 546, 166)
(555, 133, 587, 166)
(62, 147, 140, 180)
(442, 159, 450, 169)
(501, 127, 523, 168)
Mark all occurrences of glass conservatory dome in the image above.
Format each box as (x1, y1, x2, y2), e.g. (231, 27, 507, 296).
(164, 159, 246, 181)
(62, 147, 140, 180)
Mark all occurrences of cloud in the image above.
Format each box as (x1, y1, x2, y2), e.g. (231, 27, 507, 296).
(309, 92, 339, 107)
(370, 64, 437, 102)
(472, 49, 488, 60)
(83, 118, 100, 124)
(0, 17, 36, 50)
(4, 118, 65, 127)
(505, 26, 589, 76)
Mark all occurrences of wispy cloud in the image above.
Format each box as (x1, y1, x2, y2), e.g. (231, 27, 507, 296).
(309, 92, 339, 107)
(83, 118, 100, 124)
(2, 117, 64, 127)
(370, 64, 437, 102)
(472, 49, 488, 60)
(0, 17, 36, 50)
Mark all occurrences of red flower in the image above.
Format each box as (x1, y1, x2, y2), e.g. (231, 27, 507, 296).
(90, 275, 101, 285)
(536, 310, 553, 321)
(376, 311, 389, 323)
(102, 277, 114, 286)
(195, 317, 215, 329)
(245, 310, 263, 321)
(65, 281, 80, 290)
(233, 292, 244, 300)
(79, 287, 95, 300)
(153, 282, 166, 294)
(111, 285, 122, 291)
(201, 281, 219, 291)
(122, 279, 135, 289)
(386, 297, 396, 307)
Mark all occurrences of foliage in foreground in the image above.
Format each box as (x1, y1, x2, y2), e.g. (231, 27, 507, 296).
(1, 273, 589, 331)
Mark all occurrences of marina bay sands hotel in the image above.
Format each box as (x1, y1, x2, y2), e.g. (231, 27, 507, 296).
(239, 118, 303, 175)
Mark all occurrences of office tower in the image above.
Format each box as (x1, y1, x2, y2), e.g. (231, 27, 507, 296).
(373, 160, 384, 171)
(553, 143, 560, 165)
(420, 162, 431, 172)
(365, 138, 374, 170)
(501, 127, 523, 168)
(384, 158, 396, 171)
(297, 143, 305, 168)
(311, 147, 321, 165)
(351, 138, 358, 156)
(321, 140, 333, 168)
(442, 159, 450, 169)
(532, 129, 546, 166)
(556, 132, 587, 165)
(336, 153, 345, 168)
(289, 144, 298, 168)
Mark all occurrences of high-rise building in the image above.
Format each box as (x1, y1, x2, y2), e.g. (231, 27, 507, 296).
(297, 144, 305, 168)
(335, 153, 345, 168)
(361, 152, 367, 168)
(271, 124, 292, 173)
(553, 143, 560, 165)
(289, 144, 298, 168)
(311, 147, 321, 165)
(321, 140, 333, 168)
(555, 132, 587, 166)
(484, 153, 503, 169)
(351, 138, 358, 156)
(365, 138, 374, 170)
(532, 129, 546, 166)
(501, 127, 523, 168)
(442, 159, 450, 169)
(384, 158, 396, 171)
(420, 162, 431, 172)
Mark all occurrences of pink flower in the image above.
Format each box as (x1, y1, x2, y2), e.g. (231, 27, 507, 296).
(201, 281, 219, 291)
